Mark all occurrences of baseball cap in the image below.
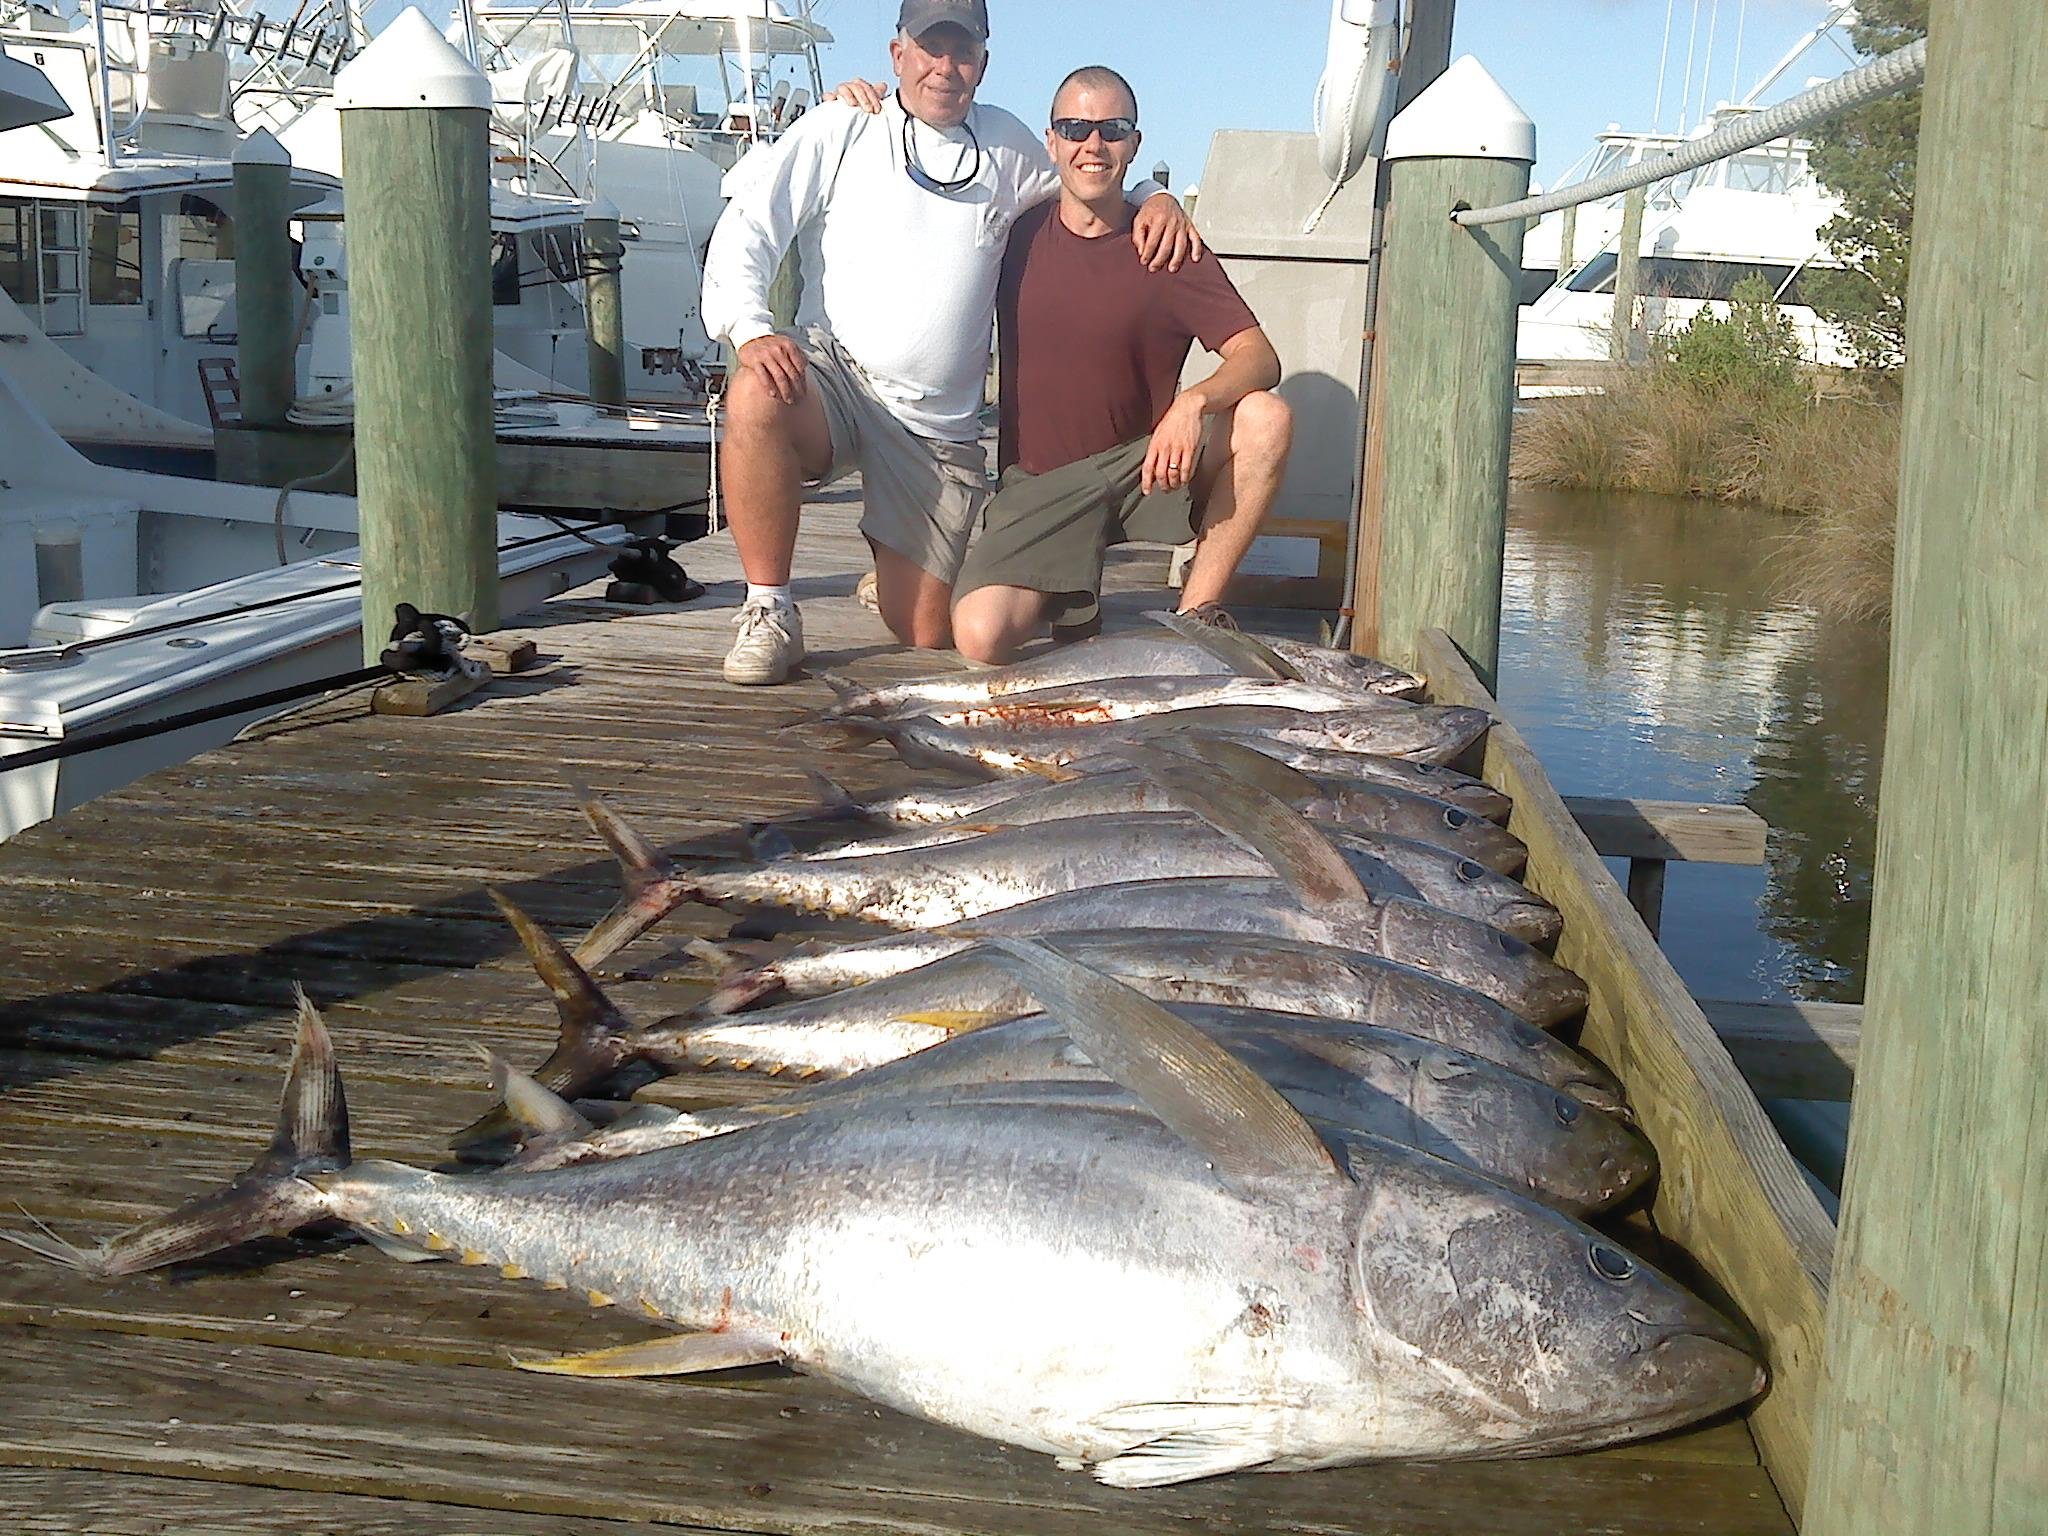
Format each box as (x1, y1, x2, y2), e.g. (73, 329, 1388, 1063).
(897, 0, 989, 42)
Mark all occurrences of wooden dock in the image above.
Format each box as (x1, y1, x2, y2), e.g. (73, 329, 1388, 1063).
(0, 499, 1795, 1534)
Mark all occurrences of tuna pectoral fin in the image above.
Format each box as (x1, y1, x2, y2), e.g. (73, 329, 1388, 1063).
(1086, 1403, 1286, 1488)
(987, 940, 1345, 1197)
(895, 1009, 1008, 1034)
(1113, 746, 1367, 909)
(1142, 734, 1319, 802)
(802, 770, 863, 818)
(1143, 609, 1299, 681)
(0, 990, 346, 1278)
(516, 1329, 786, 1379)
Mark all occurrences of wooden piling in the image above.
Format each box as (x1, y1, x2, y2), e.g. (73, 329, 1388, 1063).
(334, 8, 498, 660)
(231, 129, 298, 431)
(1611, 186, 1645, 364)
(1367, 57, 1533, 688)
(1559, 202, 1577, 278)
(583, 198, 626, 409)
(1805, 4, 2048, 1531)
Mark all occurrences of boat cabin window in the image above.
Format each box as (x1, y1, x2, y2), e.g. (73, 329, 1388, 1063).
(1565, 252, 1809, 305)
(1519, 267, 1559, 305)
(0, 198, 85, 336)
(169, 195, 234, 262)
(89, 204, 143, 307)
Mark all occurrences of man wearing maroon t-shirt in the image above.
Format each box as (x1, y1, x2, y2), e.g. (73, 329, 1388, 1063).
(951, 66, 1293, 663)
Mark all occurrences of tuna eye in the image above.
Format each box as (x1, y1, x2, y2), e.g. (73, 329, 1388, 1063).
(1456, 860, 1485, 883)
(1553, 1095, 1583, 1125)
(1494, 930, 1520, 955)
(1443, 808, 1470, 829)
(1589, 1243, 1637, 1282)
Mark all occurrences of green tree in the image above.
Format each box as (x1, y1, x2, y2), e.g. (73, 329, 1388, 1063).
(1803, 0, 1927, 372)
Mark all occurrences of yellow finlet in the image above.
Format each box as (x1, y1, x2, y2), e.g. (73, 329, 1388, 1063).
(501, 1263, 530, 1281)
(423, 1232, 453, 1252)
(586, 1289, 616, 1308)
(896, 1009, 1006, 1034)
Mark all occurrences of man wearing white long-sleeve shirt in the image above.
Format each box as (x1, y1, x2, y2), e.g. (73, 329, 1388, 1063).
(700, 0, 1198, 685)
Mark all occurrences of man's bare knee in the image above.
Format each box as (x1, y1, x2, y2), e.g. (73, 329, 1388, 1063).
(1231, 390, 1294, 460)
(953, 609, 1019, 665)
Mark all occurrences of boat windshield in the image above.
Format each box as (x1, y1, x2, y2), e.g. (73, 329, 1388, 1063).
(1565, 252, 1813, 304)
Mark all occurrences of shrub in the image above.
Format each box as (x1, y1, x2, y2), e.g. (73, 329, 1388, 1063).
(1665, 276, 1806, 405)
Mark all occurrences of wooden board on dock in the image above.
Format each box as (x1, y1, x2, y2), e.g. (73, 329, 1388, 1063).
(0, 510, 1793, 1535)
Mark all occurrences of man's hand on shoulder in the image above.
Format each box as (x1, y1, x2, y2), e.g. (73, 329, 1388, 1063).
(1133, 194, 1204, 274)
(737, 334, 810, 406)
(827, 77, 888, 114)
(1142, 394, 1207, 496)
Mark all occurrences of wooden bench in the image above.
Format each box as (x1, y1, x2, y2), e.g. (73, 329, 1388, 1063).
(1562, 796, 1768, 937)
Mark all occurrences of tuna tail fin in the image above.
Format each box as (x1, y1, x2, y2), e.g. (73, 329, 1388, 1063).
(1, 989, 347, 1277)
(803, 770, 863, 819)
(742, 821, 798, 861)
(782, 670, 878, 726)
(683, 938, 789, 1015)
(573, 789, 698, 968)
(451, 892, 645, 1160)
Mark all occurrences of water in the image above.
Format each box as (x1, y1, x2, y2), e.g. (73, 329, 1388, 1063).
(1497, 486, 1890, 1009)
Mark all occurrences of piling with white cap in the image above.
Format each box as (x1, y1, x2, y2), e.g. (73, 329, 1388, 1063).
(334, 6, 498, 655)
(232, 129, 298, 431)
(583, 194, 627, 408)
(1356, 56, 1533, 687)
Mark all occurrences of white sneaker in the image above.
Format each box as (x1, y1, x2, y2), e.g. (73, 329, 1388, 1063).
(855, 570, 880, 611)
(723, 597, 805, 685)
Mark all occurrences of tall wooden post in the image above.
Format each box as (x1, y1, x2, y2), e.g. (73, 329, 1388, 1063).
(1558, 202, 1577, 278)
(1611, 185, 1645, 363)
(334, 6, 498, 660)
(1806, 5, 2048, 1531)
(583, 196, 626, 408)
(1368, 57, 1532, 689)
(1393, 0, 1458, 113)
(232, 129, 298, 431)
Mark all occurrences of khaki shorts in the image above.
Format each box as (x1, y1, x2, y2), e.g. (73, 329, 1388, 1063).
(954, 431, 1208, 631)
(796, 327, 990, 582)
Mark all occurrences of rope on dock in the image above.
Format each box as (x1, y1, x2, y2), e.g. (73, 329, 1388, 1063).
(1453, 37, 1927, 228)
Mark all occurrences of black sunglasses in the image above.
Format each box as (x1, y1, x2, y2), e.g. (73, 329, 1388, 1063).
(1050, 116, 1138, 144)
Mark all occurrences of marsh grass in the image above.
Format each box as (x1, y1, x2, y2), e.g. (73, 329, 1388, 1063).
(1513, 369, 1901, 618)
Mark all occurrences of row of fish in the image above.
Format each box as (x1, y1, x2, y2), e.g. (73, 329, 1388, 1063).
(9, 615, 1766, 1487)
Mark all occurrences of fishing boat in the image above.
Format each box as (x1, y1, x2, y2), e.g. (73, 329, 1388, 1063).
(1517, 2, 1860, 373)
(0, 0, 715, 508)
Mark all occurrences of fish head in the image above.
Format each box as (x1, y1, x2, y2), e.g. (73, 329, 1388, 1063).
(1434, 806, 1528, 876)
(1440, 858, 1563, 946)
(1499, 1016, 1629, 1116)
(1424, 915, 1588, 1028)
(1347, 1161, 1766, 1449)
(1376, 1051, 1653, 1215)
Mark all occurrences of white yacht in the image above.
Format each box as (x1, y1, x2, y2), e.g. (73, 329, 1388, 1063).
(469, 0, 829, 398)
(1, 0, 714, 506)
(1518, 2, 1860, 371)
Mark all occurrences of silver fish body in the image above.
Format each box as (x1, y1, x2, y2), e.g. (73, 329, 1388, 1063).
(817, 633, 1423, 718)
(873, 701, 1492, 775)
(707, 878, 1589, 1028)
(665, 814, 1480, 932)
(809, 770, 1527, 875)
(762, 814, 1558, 943)
(641, 932, 1617, 1105)
(902, 676, 1388, 728)
(307, 1099, 1758, 1479)
(564, 1010, 1646, 1212)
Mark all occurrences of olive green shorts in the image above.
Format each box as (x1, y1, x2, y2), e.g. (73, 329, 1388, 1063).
(954, 431, 1208, 631)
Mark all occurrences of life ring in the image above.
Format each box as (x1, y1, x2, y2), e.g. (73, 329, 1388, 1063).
(1314, 0, 1400, 185)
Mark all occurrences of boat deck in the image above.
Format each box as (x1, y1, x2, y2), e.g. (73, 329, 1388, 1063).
(0, 497, 1794, 1534)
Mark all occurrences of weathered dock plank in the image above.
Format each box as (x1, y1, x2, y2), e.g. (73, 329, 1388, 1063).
(0, 1331, 1790, 1535)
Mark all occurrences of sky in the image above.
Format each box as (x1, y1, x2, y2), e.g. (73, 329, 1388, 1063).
(805, 0, 1864, 192)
